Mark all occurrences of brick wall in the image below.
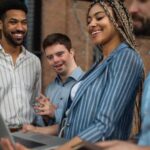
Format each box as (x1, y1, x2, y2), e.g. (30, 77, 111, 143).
(41, 0, 150, 92)
(41, 0, 92, 91)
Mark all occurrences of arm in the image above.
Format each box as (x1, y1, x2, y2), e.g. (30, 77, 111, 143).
(96, 140, 150, 150)
(56, 140, 150, 150)
(0, 138, 29, 150)
(56, 137, 82, 150)
(138, 73, 150, 145)
(22, 124, 59, 135)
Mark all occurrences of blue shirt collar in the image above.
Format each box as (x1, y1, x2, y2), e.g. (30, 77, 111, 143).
(55, 67, 84, 84)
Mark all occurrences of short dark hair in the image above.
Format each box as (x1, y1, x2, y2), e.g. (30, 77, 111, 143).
(43, 33, 72, 51)
(0, 0, 28, 20)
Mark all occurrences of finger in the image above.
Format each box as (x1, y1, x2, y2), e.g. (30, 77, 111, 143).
(15, 143, 29, 150)
(39, 93, 46, 98)
(35, 93, 47, 101)
(0, 138, 14, 150)
(34, 105, 48, 111)
(39, 99, 50, 105)
(36, 99, 49, 105)
(21, 124, 31, 133)
(38, 94, 48, 101)
(96, 140, 120, 147)
(36, 112, 48, 116)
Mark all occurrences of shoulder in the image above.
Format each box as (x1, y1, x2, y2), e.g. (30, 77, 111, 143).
(26, 50, 40, 62)
(108, 44, 144, 78)
(24, 50, 41, 69)
(71, 67, 85, 81)
(113, 44, 143, 67)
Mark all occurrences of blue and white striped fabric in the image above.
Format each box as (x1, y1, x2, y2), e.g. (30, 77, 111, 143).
(138, 73, 150, 146)
(63, 43, 144, 142)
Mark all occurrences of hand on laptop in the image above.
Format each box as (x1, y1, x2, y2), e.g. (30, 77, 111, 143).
(0, 138, 29, 150)
(21, 124, 36, 133)
(34, 93, 57, 118)
(96, 140, 144, 150)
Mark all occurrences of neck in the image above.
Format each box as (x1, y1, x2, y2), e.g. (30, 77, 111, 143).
(101, 36, 121, 58)
(1, 39, 22, 64)
(1, 39, 21, 55)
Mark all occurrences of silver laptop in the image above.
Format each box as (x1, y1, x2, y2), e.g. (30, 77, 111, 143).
(0, 114, 67, 150)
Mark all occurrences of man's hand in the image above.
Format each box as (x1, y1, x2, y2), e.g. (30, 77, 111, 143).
(56, 136, 82, 150)
(21, 124, 36, 133)
(33, 94, 57, 118)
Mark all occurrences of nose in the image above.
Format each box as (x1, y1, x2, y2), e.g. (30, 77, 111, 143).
(53, 55, 59, 63)
(16, 22, 24, 31)
(88, 18, 97, 27)
(128, 1, 139, 14)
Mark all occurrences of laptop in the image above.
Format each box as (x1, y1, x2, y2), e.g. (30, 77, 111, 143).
(0, 114, 67, 150)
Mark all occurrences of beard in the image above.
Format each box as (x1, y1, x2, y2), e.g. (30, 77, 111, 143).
(132, 14, 150, 37)
(2, 27, 26, 47)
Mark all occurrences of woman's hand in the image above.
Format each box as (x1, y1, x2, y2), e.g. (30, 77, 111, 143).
(0, 138, 29, 150)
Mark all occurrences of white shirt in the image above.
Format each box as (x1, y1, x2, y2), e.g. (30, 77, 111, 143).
(0, 45, 41, 125)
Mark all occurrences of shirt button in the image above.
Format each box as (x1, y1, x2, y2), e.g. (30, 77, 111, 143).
(60, 97, 63, 100)
(66, 123, 70, 127)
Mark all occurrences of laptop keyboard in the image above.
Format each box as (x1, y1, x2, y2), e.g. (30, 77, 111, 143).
(13, 136, 45, 148)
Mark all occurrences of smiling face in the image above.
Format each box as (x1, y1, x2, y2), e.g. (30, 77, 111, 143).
(0, 9, 27, 47)
(125, 0, 150, 36)
(87, 3, 121, 48)
(45, 43, 75, 77)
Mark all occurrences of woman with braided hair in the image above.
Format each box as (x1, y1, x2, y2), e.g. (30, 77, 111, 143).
(55, 0, 143, 147)
(57, 0, 144, 142)
(0, 0, 144, 150)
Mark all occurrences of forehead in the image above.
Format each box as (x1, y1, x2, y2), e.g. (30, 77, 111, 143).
(125, 0, 150, 9)
(125, 0, 150, 17)
(88, 3, 113, 17)
(45, 44, 69, 55)
(5, 9, 27, 20)
(88, 3, 105, 16)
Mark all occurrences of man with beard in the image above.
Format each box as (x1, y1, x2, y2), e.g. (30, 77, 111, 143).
(0, 0, 41, 132)
(125, 0, 150, 75)
(125, 0, 150, 37)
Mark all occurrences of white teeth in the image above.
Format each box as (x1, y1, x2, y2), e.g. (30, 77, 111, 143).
(91, 31, 101, 35)
(14, 34, 23, 38)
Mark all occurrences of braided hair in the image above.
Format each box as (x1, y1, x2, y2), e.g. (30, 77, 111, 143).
(87, 0, 136, 50)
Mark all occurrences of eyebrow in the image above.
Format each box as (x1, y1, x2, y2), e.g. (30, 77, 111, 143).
(88, 11, 105, 18)
(94, 11, 105, 15)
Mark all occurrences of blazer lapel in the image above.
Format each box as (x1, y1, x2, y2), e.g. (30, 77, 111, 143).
(68, 59, 110, 112)
(67, 43, 127, 114)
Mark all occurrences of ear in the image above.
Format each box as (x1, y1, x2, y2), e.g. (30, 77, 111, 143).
(70, 48, 75, 57)
(0, 20, 2, 30)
